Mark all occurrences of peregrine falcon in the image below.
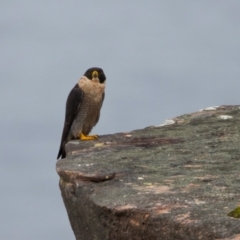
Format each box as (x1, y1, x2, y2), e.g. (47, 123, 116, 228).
(57, 67, 106, 159)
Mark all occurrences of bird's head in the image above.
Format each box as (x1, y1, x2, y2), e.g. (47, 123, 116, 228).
(83, 67, 106, 83)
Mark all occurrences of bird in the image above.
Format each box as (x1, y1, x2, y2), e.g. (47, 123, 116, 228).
(57, 67, 106, 159)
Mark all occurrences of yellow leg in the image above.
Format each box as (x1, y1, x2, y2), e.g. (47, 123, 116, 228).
(80, 133, 98, 140)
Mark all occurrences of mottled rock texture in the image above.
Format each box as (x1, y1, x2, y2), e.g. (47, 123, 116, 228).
(56, 105, 240, 240)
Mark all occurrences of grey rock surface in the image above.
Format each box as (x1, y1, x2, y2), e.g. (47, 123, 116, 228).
(56, 105, 240, 240)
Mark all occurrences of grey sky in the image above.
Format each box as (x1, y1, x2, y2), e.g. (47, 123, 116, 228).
(1, 1, 240, 239)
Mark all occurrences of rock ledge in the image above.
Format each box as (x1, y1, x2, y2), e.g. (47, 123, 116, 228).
(56, 105, 240, 240)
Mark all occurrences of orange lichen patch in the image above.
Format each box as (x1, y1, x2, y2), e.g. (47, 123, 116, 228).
(216, 234, 240, 240)
(184, 164, 202, 168)
(152, 203, 187, 215)
(232, 235, 240, 240)
(130, 219, 140, 227)
(182, 183, 201, 192)
(154, 207, 170, 214)
(114, 205, 137, 212)
(152, 186, 171, 194)
(129, 213, 150, 227)
(175, 212, 190, 221)
(163, 179, 175, 184)
(189, 183, 200, 187)
(144, 213, 150, 220)
(133, 185, 171, 194)
(175, 212, 198, 224)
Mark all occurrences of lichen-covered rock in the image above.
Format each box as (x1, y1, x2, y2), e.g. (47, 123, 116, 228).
(228, 207, 240, 218)
(56, 105, 240, 240)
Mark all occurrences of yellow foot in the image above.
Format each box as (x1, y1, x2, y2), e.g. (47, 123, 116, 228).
(80, 133, 98, 140)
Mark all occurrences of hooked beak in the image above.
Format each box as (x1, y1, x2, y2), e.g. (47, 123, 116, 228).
(92, 71, 99, 79)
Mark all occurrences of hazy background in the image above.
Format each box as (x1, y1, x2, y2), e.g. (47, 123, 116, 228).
(1, 1, 240, 239)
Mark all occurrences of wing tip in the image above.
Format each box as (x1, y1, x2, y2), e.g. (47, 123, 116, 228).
(57, 146, 66, 160)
